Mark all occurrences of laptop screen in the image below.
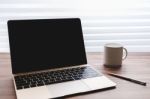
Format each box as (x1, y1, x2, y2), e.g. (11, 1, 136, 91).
(8, 18, 87, 74)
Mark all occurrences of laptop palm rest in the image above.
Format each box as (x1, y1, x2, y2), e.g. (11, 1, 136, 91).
(47, 76, 116, 98)
(47, 80, 90, 98)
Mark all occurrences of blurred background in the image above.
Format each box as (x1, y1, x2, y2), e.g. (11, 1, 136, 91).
(0, 0, 150, 52)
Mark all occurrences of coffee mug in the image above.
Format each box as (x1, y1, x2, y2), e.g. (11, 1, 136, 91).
(104, 43, 128, 68)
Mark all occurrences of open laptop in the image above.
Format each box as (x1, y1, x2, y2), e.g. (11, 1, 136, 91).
(7, 18, 116, 99)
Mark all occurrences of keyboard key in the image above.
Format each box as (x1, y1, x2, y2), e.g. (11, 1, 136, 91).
(17, 86, 23, 90)
(72, 76, 82, 80)
(24, 85, 30, 89)
(16, 82, 30, 87)
(30, 81, 37, 85)
(44, 80, 50, 85)
(37, 82, 44, 86)
(30, 84, 36, 87)
(45, 81, 55, 85)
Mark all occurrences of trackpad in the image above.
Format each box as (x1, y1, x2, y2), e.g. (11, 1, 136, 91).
(47, 80, 89, 98)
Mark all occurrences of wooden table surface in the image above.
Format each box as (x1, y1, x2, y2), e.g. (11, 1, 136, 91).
(0, 53, 150, 99)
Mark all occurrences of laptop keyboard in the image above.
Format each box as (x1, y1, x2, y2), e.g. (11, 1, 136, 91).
(14, 66, 101, 90)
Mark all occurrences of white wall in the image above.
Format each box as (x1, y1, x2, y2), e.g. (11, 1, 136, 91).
(0, 0, 150, 52)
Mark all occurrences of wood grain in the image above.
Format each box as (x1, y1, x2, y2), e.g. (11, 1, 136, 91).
(0, 53, 150, 99)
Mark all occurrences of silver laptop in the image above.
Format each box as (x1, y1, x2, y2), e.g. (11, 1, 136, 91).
(7, 18, 116, 99)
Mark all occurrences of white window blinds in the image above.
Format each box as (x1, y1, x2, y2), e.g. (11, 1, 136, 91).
(0, 0, 150, 52)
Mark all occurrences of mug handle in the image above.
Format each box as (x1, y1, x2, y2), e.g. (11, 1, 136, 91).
(122, 48, 128, 60)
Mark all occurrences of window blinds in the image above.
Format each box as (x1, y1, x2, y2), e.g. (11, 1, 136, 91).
(0, 0, 150, 52)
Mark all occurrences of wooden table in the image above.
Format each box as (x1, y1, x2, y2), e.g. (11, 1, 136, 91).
(0, 53, 150, 99)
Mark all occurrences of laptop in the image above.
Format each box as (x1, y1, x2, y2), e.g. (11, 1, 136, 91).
(7, 18, 116, 99)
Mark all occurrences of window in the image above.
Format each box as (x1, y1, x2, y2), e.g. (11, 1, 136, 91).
(0, 0, 150, 52)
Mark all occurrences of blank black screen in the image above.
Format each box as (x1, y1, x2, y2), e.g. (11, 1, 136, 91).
(8, 18, 87, 74)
